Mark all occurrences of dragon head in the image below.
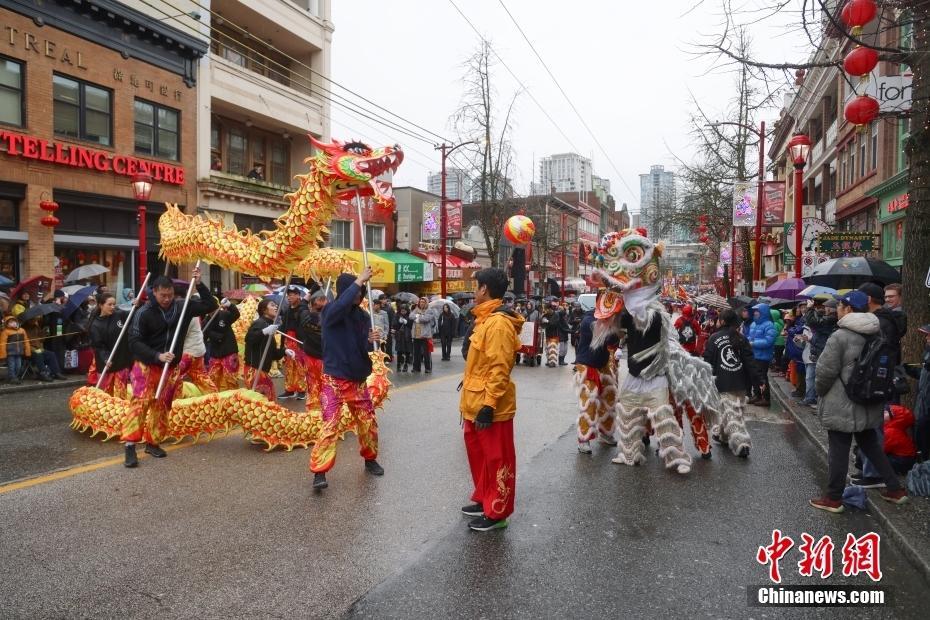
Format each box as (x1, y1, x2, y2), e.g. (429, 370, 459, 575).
(593, 228, 663, 319)
(309, 136, 404, 211)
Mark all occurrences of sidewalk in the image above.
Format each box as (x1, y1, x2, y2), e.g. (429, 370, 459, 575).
(769, 374, 930, 584)
(0, 376, 84, 395)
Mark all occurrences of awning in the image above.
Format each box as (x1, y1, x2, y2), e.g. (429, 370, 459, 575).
(416, 251, 481, 269)
(343, 250, 434, 284)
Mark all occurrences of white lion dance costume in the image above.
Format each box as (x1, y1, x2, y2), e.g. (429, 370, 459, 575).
(591, 228, 749, 474)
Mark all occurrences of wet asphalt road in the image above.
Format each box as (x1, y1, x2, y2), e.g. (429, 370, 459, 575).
(1, 355, 928, 618)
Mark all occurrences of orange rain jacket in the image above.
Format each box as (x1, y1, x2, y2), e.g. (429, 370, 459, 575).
(459, 299, 525, 422)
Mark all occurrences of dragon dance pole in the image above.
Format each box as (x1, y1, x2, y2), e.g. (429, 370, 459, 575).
(323, 277, 333, 297)
(155, 260, 202, 400)
(95, 271, 151, 390)
(252, 273, 291, 391)
(354, 191, 379, 349)
(200, 307, 221, 335)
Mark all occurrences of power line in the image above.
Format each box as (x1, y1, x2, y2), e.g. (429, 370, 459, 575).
(494, 0, 638, 203)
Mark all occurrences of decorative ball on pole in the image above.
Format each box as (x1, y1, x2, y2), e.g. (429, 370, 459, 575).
(131, 173, 154, 288)
(503, 215, 535, 245)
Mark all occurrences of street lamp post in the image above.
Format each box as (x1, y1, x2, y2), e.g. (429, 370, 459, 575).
(787, 133, 812, 279)
(130, 173, 153, 288)
(436, 141, 475, 298)
(709, 120, 766, 296)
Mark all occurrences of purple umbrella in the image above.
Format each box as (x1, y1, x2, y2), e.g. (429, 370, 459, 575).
(764, 277, 807, 300)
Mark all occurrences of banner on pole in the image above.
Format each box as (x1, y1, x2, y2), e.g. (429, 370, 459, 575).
(421, 202, 440, 241)
(446, 200, 462, 239)
(732, 182, 757, 227)
(761, 181, 786, 225)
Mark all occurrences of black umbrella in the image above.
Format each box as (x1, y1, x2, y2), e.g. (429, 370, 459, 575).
(804, 257, 901, 289)
(728, 295, 753, 309)
(450, 292, 474, 301)
(61, 285, 98, 320)
(18, 302, 60, 323)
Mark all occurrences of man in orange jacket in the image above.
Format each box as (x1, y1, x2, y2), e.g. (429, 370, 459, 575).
(459, 267, 525, 531)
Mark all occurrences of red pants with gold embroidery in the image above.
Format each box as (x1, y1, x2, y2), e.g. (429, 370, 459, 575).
(304, 355, 323, 410)
(121, 361, 182, 444)
(178, 354, 217, 394)
(309, 374, 378, 473)
(208, 353, 240, 392)
(98, 367, 131, 399)
(244, 366, 275, 401)
(464, 419, 516, 520)
(283, 333, 308, 393)
(672, 396, 711, 455)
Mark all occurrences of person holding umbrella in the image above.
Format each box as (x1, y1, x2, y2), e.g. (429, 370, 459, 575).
(393, 304, 413, 372)
(410, 297, 436, 374)
(437, 303, 457, 361)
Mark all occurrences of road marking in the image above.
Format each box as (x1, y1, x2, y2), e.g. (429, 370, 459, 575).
(0, 374, 461, 495)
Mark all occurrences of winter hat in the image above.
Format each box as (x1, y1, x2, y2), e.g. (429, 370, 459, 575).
(857, 282, 884, 304)
(5, 315, 17, 326)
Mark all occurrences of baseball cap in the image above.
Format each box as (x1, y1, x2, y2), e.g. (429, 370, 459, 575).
(834, 290, 869, 311)
(857, 282, 884, 303)
(286, 284, 302, 294)
(918, 324, 930, 335)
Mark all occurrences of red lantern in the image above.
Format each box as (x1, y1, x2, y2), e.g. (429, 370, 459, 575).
(41, 215, 60, 227)
(843, 46, 878, 76)
(39, 198, 60, 227)
(841, 0, 877, 30)
(845, 95, 880, 126)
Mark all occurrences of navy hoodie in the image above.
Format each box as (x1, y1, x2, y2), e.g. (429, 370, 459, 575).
(321, 276, 372, 382)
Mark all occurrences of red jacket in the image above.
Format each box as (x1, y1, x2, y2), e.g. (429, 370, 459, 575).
(674, 316, 701, 355)
(884, 405, 917, 458)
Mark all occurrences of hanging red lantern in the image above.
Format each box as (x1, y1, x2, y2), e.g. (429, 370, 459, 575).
(841, 0, 877, 32)
(39, 197, 60, 228)
(41, 215, 60, 227)
(843, 46, 879, 76)
(77, 251, 86, 263)
(844, 95, 880, 126)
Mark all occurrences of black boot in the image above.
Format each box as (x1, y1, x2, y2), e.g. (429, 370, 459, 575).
(364, 459, 385, 476)
(124, 444, 138, 468)
(144, 443, 167, 458)
(558, 356, 568, 366)
(313, 472, 328, 490)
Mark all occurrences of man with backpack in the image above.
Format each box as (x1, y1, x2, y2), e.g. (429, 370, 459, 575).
(809, 291, 907, 513)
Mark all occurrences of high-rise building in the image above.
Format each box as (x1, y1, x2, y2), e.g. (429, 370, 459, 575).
(538, 153, 593, 194)
(639, 165, 685, 242)
(427, 168, 473, 201)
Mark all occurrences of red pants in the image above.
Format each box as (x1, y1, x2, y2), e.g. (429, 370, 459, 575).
(464, 419, 516, 520)
(178, 354, 217, 394)
(208, 353, 240, 392)
(98, 367, 131, 399)
(283, 333, 308, 393)
(304, 355, 323, 410)
(244, 366, 275, 401)
(121, 362, 182, 444)
(672, 397, 711, 455)
(310, 374, 378, 473)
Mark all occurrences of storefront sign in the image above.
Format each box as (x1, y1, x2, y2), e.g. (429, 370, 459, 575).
(845, 73, 913, 112)
(732, 182, 757, 227)
(887, 193, 909, 214)
(0, 131, 184, 185)
(761, 181, 785, 225)
(818, 233, 875, 254)
(396, 262, 425, 283)
(784, 219, 830, 266)
(4, 25, 87, 70)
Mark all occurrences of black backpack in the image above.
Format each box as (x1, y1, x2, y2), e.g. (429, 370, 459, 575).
(842, 332, 897, 405)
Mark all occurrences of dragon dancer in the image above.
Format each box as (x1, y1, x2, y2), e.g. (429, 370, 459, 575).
(123, 269, 217, 467)
(279, 284, 311, 400)
(244, 299, 290, 401)
(204, 298, 241, 392)
(310, 268, 384, 490)
(574, 303, 619, 454)
(592, 229, 725, 475)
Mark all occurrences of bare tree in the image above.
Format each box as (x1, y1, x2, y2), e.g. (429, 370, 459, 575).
(694, 0, 929, 363)
(451, 40, 520, 268)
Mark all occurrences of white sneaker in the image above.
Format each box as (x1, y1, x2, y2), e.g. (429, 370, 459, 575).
(598, 432, 617, 446)
(577, 441, 592, 454)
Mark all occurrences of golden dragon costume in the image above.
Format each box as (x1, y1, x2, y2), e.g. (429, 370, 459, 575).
(70, 137, 402, 450)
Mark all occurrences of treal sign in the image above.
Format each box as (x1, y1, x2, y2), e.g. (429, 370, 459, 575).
(396, 263, 425, 283)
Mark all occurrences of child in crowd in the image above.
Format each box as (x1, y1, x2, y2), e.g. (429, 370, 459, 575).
(1, 315, 31, 384)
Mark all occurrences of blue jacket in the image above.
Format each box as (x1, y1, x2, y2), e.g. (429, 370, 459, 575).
(321, 282, 372, 382)
(785, 317, 806, 362)
(747, 303, 776, 362)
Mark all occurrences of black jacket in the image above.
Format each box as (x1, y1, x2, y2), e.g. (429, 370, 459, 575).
(438, 311, 457, 338)
(204, 304, 240, 359)
(244, 316, 285, 371)
(804, 308, 837, 361)
(873, 306, 907, 363)
(702, 327, 761, 394)
(129, 282, 218, 367)
(89, 310, 133, 372)
(300, 308, 324, 358)
(575, 311, 617, 368)
(281, 301, 311, 342)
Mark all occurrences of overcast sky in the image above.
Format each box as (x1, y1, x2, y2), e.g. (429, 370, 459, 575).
(330, 1, 804, 212)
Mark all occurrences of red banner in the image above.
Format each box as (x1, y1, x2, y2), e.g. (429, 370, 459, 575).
(446, 200, 462, 239)
(762, 181, 786, 225)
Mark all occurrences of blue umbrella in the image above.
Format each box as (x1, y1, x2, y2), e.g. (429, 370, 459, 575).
(797, 284, 837, 299)
(0, 274, 13, 287)
(60, 285, 98, 320)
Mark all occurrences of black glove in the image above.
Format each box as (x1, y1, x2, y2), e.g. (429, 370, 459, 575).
(475, 405, 494, 430)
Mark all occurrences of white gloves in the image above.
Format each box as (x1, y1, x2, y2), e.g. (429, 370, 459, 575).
(262, 324, 279, 336)
(399, 318, 407, 325)
(220, 298, 230, 307)
(284, 348, 296, 359)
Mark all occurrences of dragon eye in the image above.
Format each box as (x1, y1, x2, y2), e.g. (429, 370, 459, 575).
(624, 246, 644, 263)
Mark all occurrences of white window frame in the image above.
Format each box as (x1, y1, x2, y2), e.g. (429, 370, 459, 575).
(365, 224, 385, 250)
(329, 220, 352, 249)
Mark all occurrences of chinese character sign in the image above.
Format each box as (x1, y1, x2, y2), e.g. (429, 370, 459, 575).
(446, 200, 462, 239)
(422, 202, 440, 241)
(762, 181, 786, 225)
(733, 182, 757, 227)
(817, 233, 875, 255)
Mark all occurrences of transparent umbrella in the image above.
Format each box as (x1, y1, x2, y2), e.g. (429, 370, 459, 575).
(429, 298, 461, 317)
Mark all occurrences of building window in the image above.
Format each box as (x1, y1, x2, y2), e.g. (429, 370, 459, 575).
(859, 134, 866, 177)
(870, 121, 878, 170)
(839, 149, 847, 191)
(848, 146, 855, 185)
(898, 117, 910, 173)
(134, 100, 180, 161)
(211, 117, 291, 183)
(329, 220, 351, 249)
(0, 56, 24, 126)
(365, 224, 384, 250)
(0, 198, 16, 228)
(53, 75, 111, 146)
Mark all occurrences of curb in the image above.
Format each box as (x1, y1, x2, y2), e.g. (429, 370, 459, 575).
(770, 377, 930, 585)
(0, 379, 84, 395)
